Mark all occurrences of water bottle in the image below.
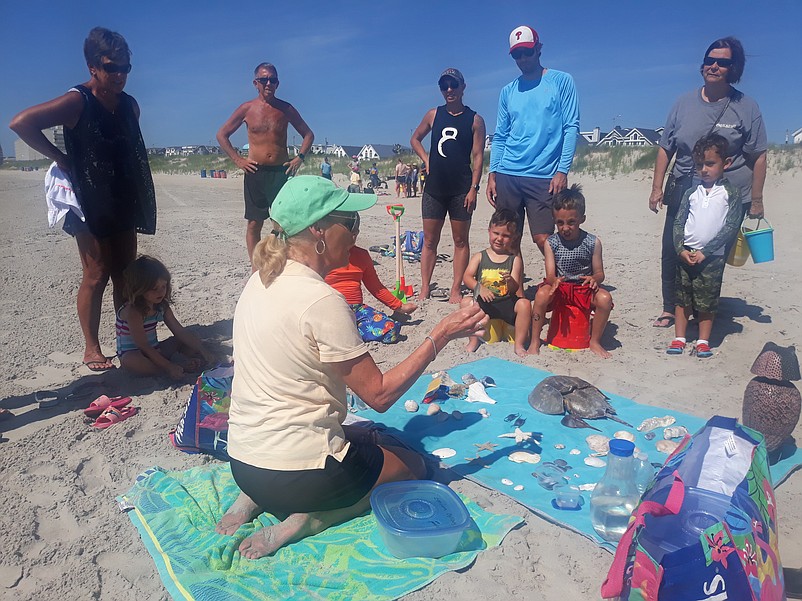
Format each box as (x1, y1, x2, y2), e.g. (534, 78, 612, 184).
(633, 451, 655, 495)
(590, 439, 640, 542)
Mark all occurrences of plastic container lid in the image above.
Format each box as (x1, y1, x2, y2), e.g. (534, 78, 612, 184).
(370, 480, 470, 536)
(609, 439, 635, 457)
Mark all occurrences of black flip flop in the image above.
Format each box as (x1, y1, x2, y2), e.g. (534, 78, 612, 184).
(652, 315, 675, 328)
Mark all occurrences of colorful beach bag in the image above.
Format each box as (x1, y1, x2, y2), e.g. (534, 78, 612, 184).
(601, 416, 785, 601)
(169, 364, 233, 461)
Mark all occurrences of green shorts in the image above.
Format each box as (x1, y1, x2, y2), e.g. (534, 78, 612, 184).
(244, 165, 288, 221)
(675, 254, 726, 313)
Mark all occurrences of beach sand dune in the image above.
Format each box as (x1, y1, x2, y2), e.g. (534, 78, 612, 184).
(0, 169, 799, 599)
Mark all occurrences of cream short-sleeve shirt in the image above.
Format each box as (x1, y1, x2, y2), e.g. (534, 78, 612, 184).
(228, 261, 367, 470)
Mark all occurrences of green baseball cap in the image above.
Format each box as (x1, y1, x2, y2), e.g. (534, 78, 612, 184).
(270, 176, 377, 237)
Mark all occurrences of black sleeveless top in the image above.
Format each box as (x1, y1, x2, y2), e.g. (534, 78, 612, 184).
(425, 105, 476, 197)
(64, 85, 156, 237)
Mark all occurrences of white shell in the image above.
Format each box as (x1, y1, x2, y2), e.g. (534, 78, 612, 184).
(584, 456, 607, 468)
(508, 451, 542, 464)
(569, 448, 581, 455)
(513, 485, 524, 491)
(478, 408, 490, 418)
(404, 399, 419, 412)
(451, 410, 463, 421)
(656, 439, 680, 454)
(554, 443, 566, 450)
(586, 434, 610, 455)
(427, 403, 441, 415)
(663, 426, 689, 440)
(637, 415, 676, 433)
(498, 428, 534, 444)
(436, 411, 450, 423)
(614, 430, 636, 442)
(501, 478, 514, 486)
(465, 381, 497, 404)
(579, 483, 597, 491)
(432, 447, 456, 459)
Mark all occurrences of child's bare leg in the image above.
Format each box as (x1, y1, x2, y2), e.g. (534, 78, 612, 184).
(589, 289, 612, 359)
(673, 305, 692, 340)
(696, 311, 714, 343)
(513, 298, 531, 357)
(528, 286, 551, 355)
(119, 348, 170, 376)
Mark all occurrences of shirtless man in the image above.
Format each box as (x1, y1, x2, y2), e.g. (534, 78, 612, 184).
(217, 62, 314, 265)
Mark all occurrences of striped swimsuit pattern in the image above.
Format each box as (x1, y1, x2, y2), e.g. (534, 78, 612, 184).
(116, 304, 164, 356)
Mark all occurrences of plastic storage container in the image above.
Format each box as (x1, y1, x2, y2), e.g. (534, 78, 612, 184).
(590, 439, 640, 542)
(370, 480, 470, 558)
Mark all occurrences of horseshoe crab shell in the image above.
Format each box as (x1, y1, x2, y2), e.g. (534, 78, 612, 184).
(528, 375, 632, 430)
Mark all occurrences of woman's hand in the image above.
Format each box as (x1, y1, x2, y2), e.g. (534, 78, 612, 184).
(398, 302, 418, 315)
(649, 188, 664, 213)
(431, 301, 489, 343)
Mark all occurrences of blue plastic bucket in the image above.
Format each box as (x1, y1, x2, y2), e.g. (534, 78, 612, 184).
(200, 169, 207, 178)
(743, 218, 774, 263)
(209, 169, 216, 178)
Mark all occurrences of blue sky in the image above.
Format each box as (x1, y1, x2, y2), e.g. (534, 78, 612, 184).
(2, 0, 801, 157)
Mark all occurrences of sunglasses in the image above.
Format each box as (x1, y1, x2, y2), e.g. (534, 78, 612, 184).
(255, 76, 279, 86)
(329, 211, 360, 233)
(100, 62, 132, 74)
(439, 79, 461, 91)
(510, 47, 536, 60)
(703, 56, 734, 68)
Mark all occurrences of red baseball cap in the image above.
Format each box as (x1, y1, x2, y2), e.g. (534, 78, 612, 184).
(509, 25, 539, 53)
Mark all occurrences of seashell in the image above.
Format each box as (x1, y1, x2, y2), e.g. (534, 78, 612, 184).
(447, 383, 467, 398)
(432, 447, 456, 459)
(644, 432, 656, 441)
(501, 478, 514, 486)
(554, 443, 566, 450)
(637, 415, 676, 433)
(614, 430, 635, 442)
(404, 399, 419, 413)
(513, 485, 524, 491)
(584, 456, 607, 468)
(585, 434, 610, 455)
(663, 426, 689, 440)
(451, 410, 463, 421)
(508, 451, 541, 464)
(466, 381, 497, 404)
(579, 483, 597, 491)
(655, 439, 680, 454)
(481, 376, 497, 388)
(433, 371, 457, 388)
(427, 403, 441, 416)
(569, 449, 581, 455)
(478, 408, 490, 418)
(573, 473, 580, 478)
(436, 411, 450, 423)
(462, 373, 478, 386)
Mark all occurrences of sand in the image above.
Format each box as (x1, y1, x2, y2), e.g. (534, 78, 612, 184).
(0, 168, 800, 600)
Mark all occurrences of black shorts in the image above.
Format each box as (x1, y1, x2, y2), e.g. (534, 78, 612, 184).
(478, 295, 519, 325)
(244, 165, 289, 221)
(229, 440, 384, 515)
(421, 190, 471, 221)
(493, 173, 554, 238)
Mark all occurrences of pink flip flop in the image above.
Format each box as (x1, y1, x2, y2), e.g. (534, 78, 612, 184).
(92, 405, 139, 429)
(84, 395, 133, 418)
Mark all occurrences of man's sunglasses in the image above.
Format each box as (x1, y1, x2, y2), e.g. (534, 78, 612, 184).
(329, 211, 360, 233)
(100, 62, 132, 74)
(439, 79, 460, 92)
(703, 56, 734, 68)
(510, 47, 536, 60)
(255, 76, 279, 86)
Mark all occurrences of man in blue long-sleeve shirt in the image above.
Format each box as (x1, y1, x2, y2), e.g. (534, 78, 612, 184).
(487, 25, 580, 256)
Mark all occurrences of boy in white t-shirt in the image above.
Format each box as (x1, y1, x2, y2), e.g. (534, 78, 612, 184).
(667, 133, 741, 358)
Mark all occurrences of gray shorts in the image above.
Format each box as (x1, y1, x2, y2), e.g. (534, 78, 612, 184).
(421, 190, 471, 221)
(493, 173, 554, 239)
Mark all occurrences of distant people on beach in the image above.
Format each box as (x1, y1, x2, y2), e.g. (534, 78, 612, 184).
(666, 135, 741, 358)
(216, 175, 487, 558)
(462, 209, 530, 357)
(320, 156, 332, 180)
(487, 25, 580, 261)
(412, 67, 486, 304)
(369, 162, 380, 189)
(116, 256, 214, 379)
(394, 158, 408, 198)
(216, 62, 314, 268)
(649, 36, 767, 329)
(530, 185, 613, 358)
(10, 26, 156, 373)
(349, 168, 362, 193)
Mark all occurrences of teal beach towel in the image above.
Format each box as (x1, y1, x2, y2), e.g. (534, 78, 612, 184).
(120, 464, 522, 601)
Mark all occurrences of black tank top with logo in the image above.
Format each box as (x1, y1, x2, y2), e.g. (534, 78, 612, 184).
(425, 105, 476, 198)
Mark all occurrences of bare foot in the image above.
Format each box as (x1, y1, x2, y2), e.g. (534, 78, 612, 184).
(527, 339, 542, 355)
(83, 349, 114, 371)
(216, 492, 261, 535)
(514, 344, 528, 358)
(448, 289, 462, 304)
(418, 286, 431, 302)
(239, 513, 312, 559)
(465, 338, 480, 353)
(589, 342, 611, 359)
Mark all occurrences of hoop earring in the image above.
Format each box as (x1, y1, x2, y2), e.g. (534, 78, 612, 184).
(315, 239, 326, 255)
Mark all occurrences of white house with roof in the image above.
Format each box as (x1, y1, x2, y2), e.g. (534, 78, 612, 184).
(594, 126, 663, 147)
(793, 127, 802, 144)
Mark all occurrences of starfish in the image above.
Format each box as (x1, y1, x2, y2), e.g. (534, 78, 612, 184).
(474, 441, 498, 453)
(498, 428, 534, 444)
